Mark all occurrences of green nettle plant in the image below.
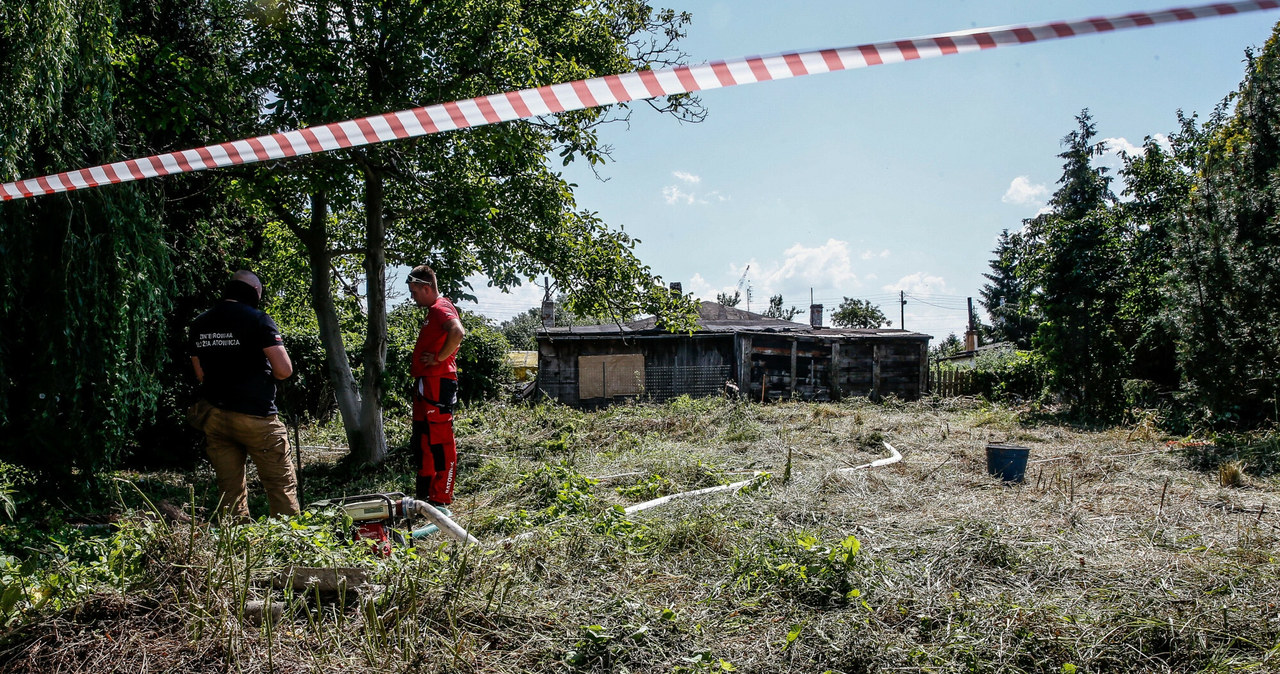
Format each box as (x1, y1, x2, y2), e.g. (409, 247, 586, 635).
(731, 533, 865, 607)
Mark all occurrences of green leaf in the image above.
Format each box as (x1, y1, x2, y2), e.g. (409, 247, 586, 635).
(783, 623, 803, 650)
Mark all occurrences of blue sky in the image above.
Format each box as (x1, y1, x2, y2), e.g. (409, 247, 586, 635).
(458, 1, 1280, 340)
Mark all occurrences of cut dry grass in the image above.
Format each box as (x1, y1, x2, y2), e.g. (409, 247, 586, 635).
(2, 395, 1278, 673)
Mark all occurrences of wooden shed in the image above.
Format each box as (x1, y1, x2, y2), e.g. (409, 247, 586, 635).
(536, 301, 930, 408)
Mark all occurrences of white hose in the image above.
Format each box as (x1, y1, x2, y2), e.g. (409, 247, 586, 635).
(836, 441, 902, 472)
(401, 498, 479, 546)
(490, 473, 767, 546)
(491, 442, 900, 547)
(623, 473, 767, 514)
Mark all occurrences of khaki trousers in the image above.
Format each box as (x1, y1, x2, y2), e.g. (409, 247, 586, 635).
(202, 406, 300, 519)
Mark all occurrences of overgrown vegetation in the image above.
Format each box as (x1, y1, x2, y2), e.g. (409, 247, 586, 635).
(976, 27, 1280, 426)
(0, 395, 1276, 672)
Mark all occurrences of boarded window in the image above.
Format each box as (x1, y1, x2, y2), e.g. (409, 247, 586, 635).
(578, 354, 645, 399)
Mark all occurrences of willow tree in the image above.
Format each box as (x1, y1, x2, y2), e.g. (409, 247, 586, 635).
(0, 0, 261, 486)
(246, 0, 702, 465)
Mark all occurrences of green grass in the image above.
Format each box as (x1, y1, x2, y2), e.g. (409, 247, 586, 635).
(1, 395, 1278, 672)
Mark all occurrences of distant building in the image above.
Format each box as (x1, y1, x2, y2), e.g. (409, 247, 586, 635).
(535, 300, 931, 408)
(504, 350, 538, 382)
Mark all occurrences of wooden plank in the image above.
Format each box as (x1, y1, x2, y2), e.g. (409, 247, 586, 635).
(578, 354, 644, 399)
(872, 343, 882, 400)
(751, 346, 829, 358)
(790, 339, 798, 398)
(830, 341, 841, 400)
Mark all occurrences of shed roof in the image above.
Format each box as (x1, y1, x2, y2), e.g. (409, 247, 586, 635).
(540, 301, 931, 340)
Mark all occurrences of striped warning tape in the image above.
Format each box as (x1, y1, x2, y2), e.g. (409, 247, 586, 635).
(3, 1, 1276, 202)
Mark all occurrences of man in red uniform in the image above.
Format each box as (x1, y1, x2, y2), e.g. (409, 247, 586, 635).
(407, 264, 466, 506)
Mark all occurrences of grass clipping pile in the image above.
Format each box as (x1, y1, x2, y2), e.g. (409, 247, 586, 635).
(3, 396, 1279, 673)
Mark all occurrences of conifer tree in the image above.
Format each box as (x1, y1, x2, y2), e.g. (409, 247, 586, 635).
(978, 229, 1038, 348)
(1024, 110, 1127, 419)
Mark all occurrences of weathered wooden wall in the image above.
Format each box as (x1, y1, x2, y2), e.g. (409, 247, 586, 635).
(537, 334, 734, 407)
(740, 333, 836, 402)
(538, 331, 928, 407)
(740, 333, 928, 402)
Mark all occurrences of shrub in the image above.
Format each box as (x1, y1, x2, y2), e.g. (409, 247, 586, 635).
(967, 349, 1048, 403)
(276, 332, 338, 423)
(455, 312, 515, 403)
(384, 306, 514, 410)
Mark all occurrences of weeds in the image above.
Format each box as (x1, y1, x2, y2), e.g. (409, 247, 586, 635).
(731, 532, 864, 606)
(1, 397, 1279, 673)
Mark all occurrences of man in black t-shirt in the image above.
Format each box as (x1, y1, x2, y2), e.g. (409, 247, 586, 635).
(189, 270, 299, 519)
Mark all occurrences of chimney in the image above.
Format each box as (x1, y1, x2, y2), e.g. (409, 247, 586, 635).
(809, 304, 823, 329)
(964, 296, 978, 351)
(540, 300, 555, 328)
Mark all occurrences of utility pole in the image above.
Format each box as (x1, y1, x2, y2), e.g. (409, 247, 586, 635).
(900, 290, 906, 330)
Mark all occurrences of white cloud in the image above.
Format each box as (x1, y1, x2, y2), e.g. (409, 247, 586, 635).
(662, 171, 728, 206)
(728, 240, 863, 310)
(1099, 135, 1174, 197)
(662, 184, 695, 205)
(1002, 176, 1049, 206)
(686, 272, 725, 302)
(861, 249, 890, 260)
(879, 273, 966, 338)
(1102, 134, 1170, 159)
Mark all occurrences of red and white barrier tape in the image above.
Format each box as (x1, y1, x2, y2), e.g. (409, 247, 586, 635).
(4, 1, 1276, 202)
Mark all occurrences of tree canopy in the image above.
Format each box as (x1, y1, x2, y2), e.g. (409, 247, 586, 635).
(242, 0, 704, 464)
(831, 297, 890, 329)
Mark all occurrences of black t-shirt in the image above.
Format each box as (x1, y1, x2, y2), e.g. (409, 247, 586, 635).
(189, 301, 284, 416)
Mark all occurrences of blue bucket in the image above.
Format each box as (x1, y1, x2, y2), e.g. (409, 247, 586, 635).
(986, 443, 1030, 482)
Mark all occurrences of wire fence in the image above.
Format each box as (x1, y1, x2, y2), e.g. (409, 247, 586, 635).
(643, 365, 733, 401)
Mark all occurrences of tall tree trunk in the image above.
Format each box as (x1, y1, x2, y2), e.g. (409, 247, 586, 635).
(349, 168, 389, 465)
(302, 192, 366, 456)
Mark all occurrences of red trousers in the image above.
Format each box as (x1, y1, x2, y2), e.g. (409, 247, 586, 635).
(412, 375, 458, 505)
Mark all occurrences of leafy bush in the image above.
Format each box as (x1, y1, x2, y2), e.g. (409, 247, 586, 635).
(456, 312, 515, 403)
(731, 532, 864, 606)
(384, 306, 513, 410)
(1122, 378, 1161, 410)
(966, 349, 1049, 403)
(276, 332, 338, 423)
